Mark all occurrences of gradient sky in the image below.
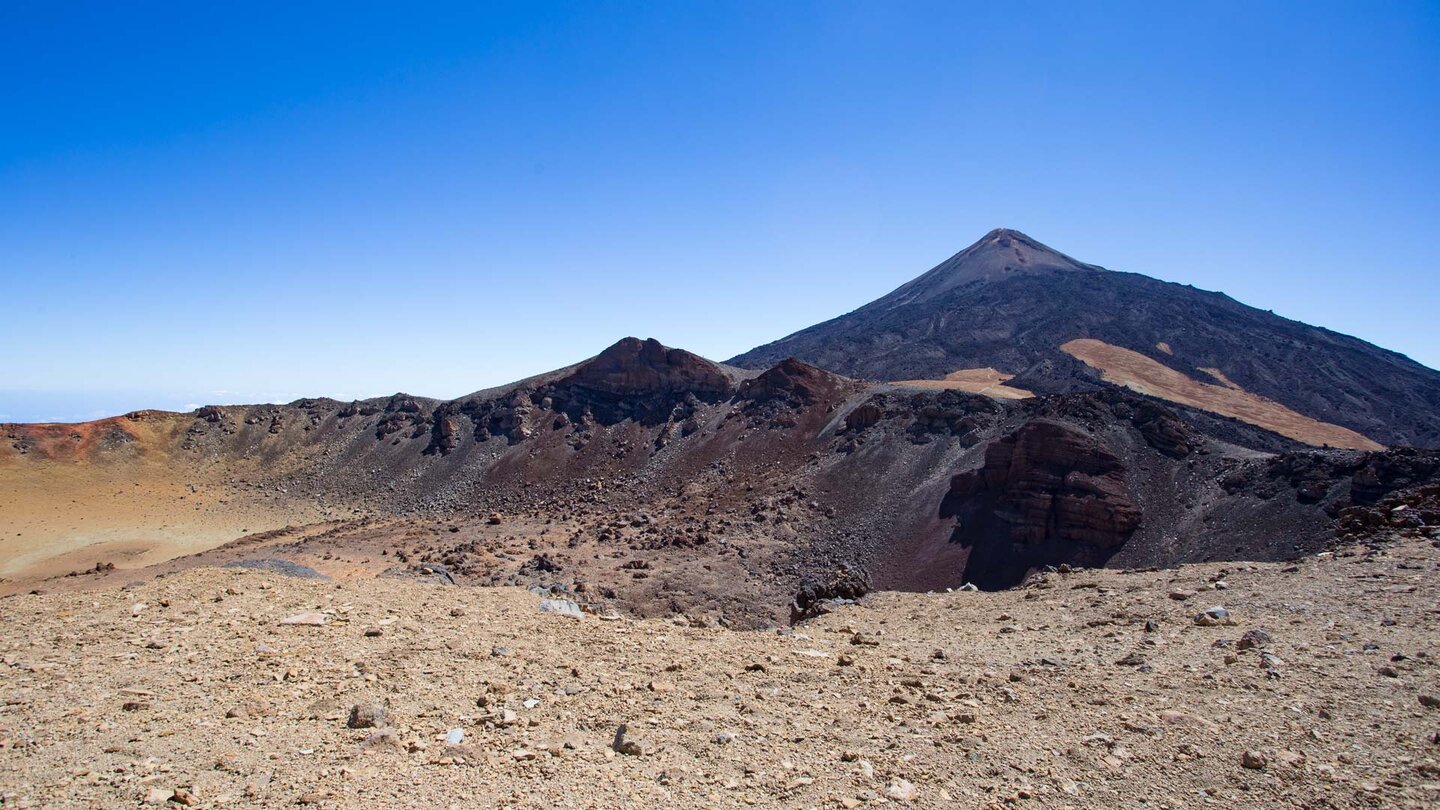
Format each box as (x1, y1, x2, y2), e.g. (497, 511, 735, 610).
(2, 1, 1437, 423)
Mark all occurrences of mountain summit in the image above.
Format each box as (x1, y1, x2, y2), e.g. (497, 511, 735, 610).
(732, 229, 1440, 449)
(873, 228, 1101, 309)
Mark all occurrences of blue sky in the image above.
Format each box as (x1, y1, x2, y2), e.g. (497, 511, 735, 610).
(2, 1, 1437, 423)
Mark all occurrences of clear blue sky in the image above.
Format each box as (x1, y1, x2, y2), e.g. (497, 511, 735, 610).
(2, 1, 1437, 423)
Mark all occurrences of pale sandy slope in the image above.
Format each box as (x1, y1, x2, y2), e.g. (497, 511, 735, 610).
(1061, 339, 1383, 451)
(1, 538, 1437, 808)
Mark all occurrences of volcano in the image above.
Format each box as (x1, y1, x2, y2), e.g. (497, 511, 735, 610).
(730, 228, 1440, 450)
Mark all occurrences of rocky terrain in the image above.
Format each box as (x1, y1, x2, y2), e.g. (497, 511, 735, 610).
(2, 530, 1438, 809)
(731, 229, 1440, 450)
(5, 335, 1440, 629)
(4, 231, 1440, 807)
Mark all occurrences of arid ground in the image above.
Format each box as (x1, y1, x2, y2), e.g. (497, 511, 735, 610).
(2, 535, 1438, 808)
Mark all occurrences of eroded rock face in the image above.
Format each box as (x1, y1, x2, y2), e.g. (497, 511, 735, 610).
(941, 420, 1141, 589)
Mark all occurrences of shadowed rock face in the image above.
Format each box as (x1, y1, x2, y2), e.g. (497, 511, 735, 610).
(941, 420, 1141, 589)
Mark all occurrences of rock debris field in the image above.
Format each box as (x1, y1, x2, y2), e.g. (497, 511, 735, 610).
(2, 538, 1438, 809)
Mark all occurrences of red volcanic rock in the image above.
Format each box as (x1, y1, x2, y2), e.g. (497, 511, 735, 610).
(565, 337, 734, 398)
(739, 358, 848, 404)
(942, 420, 1141, 588)
(950, 420, 1141, 546)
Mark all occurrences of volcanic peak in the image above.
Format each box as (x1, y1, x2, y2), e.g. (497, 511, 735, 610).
(871, 227, 1103, 310)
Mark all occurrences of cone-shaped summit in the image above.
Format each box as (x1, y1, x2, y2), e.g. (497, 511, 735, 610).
(731, 229, 1440, 448)
(872, 227, 1102, 309)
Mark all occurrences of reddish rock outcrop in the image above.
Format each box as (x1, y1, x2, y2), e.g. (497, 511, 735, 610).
(739, 358, 848, 405)
(941, 420, 1141, 588)
(564, 337, 734, 399)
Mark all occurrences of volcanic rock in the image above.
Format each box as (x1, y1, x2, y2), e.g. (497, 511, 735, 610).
(731, 228, 1440, 448)
(940, 421, 1142, 589)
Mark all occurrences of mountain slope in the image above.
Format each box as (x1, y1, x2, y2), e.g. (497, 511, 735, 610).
(730, 229, 1440, 449)
(8, 336, 1440, 626)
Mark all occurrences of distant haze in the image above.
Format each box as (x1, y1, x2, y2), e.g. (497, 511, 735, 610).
(2, 2, 1437, 423)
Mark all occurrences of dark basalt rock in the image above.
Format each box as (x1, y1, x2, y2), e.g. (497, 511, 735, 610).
(424, 405, 462, 456)
(378, 563, 455, 586)
(1127, 400, 1201, 458)
(791, 564, 870, 623)
(941, 420, 1142, 589)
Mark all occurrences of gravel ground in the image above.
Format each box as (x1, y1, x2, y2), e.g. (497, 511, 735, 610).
(2, 538, 1438, 809)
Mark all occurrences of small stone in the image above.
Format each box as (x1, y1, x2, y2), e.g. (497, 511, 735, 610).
(144, 787, 173, 806)
(445, 728, 465, 745)
(884, 778, 918, 802)
(612, 723, 647, 756)
(713, 731, 735, 745)
(170, 788, 198, 806)
(1236, 628, 1273, 650)
(837, 654, 855, 667)
(539, 599, 583, 619)
(1116, 651, 1147, 667)
(1159, 710, 1217, 731)
(1419, 695, 1440, 709)
(1194, 607, 1231, 627)
(1241, 750, 1267, 770)
(1259, 651, 1284, 673)
(347, 704, 386, 729)
(360, 729, 403, 751)
(279, 612, 329, 626)
(1168, 590, 1195, 601)
(363, 628, 383, 638)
